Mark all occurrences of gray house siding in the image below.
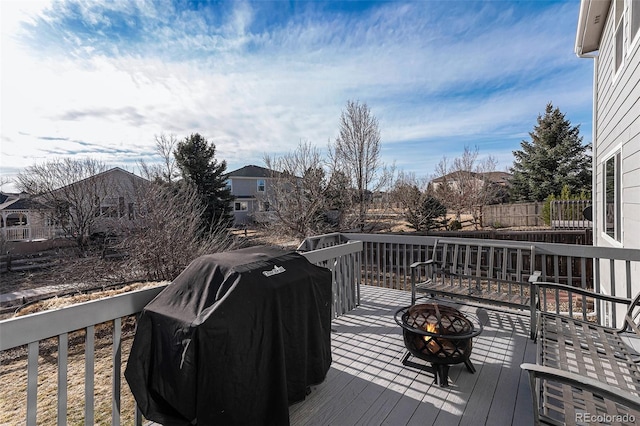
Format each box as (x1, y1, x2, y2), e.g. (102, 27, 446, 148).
(226, 166, 273, 226)
(580, 0, 640, 311)
(593, 1, 640, 251)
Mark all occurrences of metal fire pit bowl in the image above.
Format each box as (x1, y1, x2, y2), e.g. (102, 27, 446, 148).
(394, 302, 483, 387)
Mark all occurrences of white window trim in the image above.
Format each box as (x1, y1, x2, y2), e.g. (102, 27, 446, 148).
(600, 146, 623, 247)
(234, 201, 248, 212)
(257, 179, 266, 192)
(613, 0, 626, 81)
(630, 0, 640, 53)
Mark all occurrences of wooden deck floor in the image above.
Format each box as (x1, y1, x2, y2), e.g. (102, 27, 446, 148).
(288, 285, 536, 425)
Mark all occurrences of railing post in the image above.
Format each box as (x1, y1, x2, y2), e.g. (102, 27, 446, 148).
(27, 341, 39, 426)
(112, 318, 122, 426)
(85, 325, 95, 426)
(58, 333, 68, 426)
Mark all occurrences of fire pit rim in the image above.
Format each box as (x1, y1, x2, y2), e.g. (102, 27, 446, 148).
(393, 303, 484, 340)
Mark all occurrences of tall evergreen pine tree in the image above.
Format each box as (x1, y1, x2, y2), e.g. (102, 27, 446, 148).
(510, 103, 591, 202)
(174, 133, 234, 228)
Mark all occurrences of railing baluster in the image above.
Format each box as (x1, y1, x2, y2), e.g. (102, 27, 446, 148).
(395, 243, 400, 290)
(383, 242, 388, 288)
(27, 341, 39, 426)
(356, 250, 362, 305)
(609, 259, 617, 326)
(626, 260, 632, 299)
(112, 318, 122, 426)
(58, 333, 68, 426)
(567, 255, 573, 287)
(85, 325, 94, 426)
(376, 242, 382, 287)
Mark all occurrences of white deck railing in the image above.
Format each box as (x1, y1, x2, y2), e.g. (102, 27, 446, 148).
(5, 233, 640, 425)
(550, 199, 592, 229)
(302, 232, 640, 326)
(0, 242, 362, 426)
(1, 226, 61, 241)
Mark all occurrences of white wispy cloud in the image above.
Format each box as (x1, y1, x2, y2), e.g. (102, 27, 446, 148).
(1, 0, 592, 192)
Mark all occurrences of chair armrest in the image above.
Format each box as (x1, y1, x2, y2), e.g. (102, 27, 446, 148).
(533, 281, 632, 307)
(410, 259, 434, 269)
(521, 363, 640, 411)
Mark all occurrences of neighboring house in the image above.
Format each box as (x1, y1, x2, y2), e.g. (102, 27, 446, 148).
(2, 167, 148, 242)
(576, 0, 639, 250)
(0, 192, 56, 242)
(51, 167, 149, 235)
(429, 171, 512, 203)
(225, 165, 277, 225)
(430, 171, 512, 190)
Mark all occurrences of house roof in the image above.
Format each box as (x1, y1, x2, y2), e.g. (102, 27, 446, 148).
(226, 165, 278, 178)
(483, 171, 513, 185)
(51, 166, 148, 194)
(431, 171, 512, 185)
(575, 0, 611, 55)
(0, 193, 12, 204)
(0, 195, 47, 211)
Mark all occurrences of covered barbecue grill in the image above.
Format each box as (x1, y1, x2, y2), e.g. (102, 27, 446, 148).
(125, 246, 333, 425)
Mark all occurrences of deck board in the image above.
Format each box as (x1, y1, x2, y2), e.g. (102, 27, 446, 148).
(289, 285, 535, 425)
(149, 285, 535, 425)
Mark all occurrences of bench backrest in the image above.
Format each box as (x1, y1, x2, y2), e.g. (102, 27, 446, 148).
(430, 238, 536, 283)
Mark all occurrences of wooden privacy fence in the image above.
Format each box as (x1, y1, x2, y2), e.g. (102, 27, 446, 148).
(483, 202, 544, 227)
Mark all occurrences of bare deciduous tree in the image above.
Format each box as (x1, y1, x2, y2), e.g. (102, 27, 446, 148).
(392, 172, 447, 231)
(155, 133, 179, 183)
(116, 182, 238, 281)
(136, 134, 179, 183)
(432, 147, 499, 229)
(331, 100, 393, 232)
(16, 158, 111, 253)
(263, 141, 331, 238)
(0, 176, 12, 192)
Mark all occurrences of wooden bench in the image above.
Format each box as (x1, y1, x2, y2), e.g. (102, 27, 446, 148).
(410, 238, 540, 339)
(522, 282, 640, 425)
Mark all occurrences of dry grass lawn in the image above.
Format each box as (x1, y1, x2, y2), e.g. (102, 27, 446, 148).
(1, 282, 167, 426)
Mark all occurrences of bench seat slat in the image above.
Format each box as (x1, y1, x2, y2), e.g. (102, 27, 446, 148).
(525, 285, 640, 425)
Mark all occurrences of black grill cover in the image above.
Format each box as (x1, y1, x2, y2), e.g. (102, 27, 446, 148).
(125, 246, 332, 425)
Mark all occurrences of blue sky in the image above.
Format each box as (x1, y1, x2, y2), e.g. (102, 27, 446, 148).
(1, 0, 593, 192)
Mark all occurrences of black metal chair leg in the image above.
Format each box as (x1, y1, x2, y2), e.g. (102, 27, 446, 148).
(464, 358, 476, 374)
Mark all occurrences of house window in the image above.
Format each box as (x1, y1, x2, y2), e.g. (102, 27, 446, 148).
(225, 179, 232, 192)
(259, 201, 270, 212)
(615, 0, 625, 73)
(632, 0, 640, 44)
(257, 179, 265, 192)
(604, 152, 622, 242)
(100, 197, 119, 218)
(234, 201, 248, 211)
